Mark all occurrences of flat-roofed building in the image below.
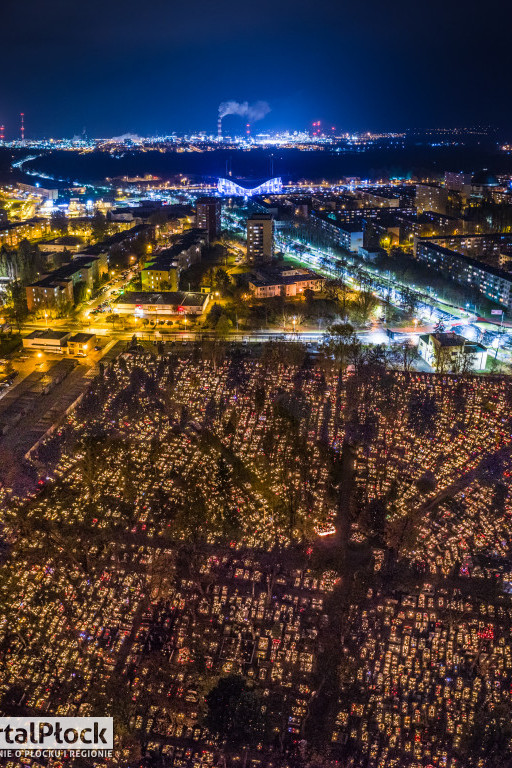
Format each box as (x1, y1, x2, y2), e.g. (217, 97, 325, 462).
(248, 266, 325, 298)
(247, 214, 274, 264)
(22, 329, 71, 352)
(113, 291, 210, 317)
(415, 183, 461, 216)
(0, 217, 50, 247)
(38, 236, 85, 254)
(415, 239, 512, 309)
(141, 229, 206, 291)
(444, 171, 472, 195)
(17, 182, 59, 201)
(196, 197, 221, 241)
(26, 254, 107, 311)
(67, 333, 96, 356)
(313, 213, 364, 252)
(357, 191, 400, 208)
(418, 332, 487, 371)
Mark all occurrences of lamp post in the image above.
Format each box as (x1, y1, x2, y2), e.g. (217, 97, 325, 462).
(495, 310, 505, 360)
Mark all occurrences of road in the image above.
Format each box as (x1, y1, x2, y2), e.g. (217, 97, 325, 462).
(19, 326, 426, 346)
(224, 206, 511, 331)
(223, 208, 512, 362)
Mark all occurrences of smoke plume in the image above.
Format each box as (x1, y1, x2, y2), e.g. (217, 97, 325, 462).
(218, 100, 271, 122)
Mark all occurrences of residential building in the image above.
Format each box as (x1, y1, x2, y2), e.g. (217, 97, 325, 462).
(142, 262, 179, 292)
(415, 239, 512, 309)
(418, 332, 487, 371)
(248, 266, 324, 298)
(336, 207, 397, 225)
(311, 213, 364, 252)
(67, 333, 96, 356)
(0, 217, 51, 247)
(358, 246, 387, 262)
(444, 171, 473, 197)
(338, 222, 364, 252)
(247, 214, 274, 264)
(17, 182, 59, 201)
(38, 236, 85, 254)
(396, 211, 462, 241)
(26, 254, 108, 311)
(108, 209, 138, 223)
(195, 197, 221, 241)
(141, 229, 206, 291)
(357, 190, 401, 208)
(416, 183, 456, 215)
(414, 233, 512, 262)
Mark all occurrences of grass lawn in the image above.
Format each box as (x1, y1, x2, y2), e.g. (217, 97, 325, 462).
(0, 334, 22, 356)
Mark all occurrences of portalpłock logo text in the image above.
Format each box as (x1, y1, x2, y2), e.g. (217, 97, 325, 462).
(0, 717, 113, 758)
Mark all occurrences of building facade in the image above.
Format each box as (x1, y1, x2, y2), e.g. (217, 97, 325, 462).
(114, 291, 210, 317)
(418, 332, 487, 371)
(26, 254, 108, 311)
(416, 184, 455, 216)
(415, 239, 512, 309)
(22, 330, 71, 352)
(141, 229, 206, 292)
(311, 214, 364, 252)
(248, 266, 324, 298)
(67, 333, 96, 356)
(247, 214, 274, 264)
(195, 197, 221, 241)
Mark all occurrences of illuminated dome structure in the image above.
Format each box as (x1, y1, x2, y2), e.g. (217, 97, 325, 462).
(217, 177, 283, 196)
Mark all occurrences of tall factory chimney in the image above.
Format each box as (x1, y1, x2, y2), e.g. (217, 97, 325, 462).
(20, 113, 25, 143)
(217, 115, 222, 139)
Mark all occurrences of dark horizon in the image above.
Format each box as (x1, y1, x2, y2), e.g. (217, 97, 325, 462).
(4, 144, 512, 187)
(3, 0, 511, 139)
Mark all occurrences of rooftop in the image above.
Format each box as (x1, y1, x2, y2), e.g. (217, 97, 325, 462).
(143, 229, 207, 270)
(196, 196, 220, 205)
(313, 213, 364, 232)
(417, 241, 512, 284)
(114, 291, 208, 307)
(68, 333, 95, 343)
(25, 329, 70, 341)
(28, 255, 100, 289)
(421, 332, 487, 351)
(248, 213, 273, 221)
(250, 264, 323, 288)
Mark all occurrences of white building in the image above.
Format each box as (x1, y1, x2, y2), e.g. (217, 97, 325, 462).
(113, 291, 210, 317)
(418, 332, 487, 371)
(23, 330, 71, 352)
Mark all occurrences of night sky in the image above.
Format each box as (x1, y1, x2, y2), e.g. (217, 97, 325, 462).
(3, 0, 510, 139)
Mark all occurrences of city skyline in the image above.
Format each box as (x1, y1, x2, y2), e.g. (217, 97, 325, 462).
(4, 2, 512, 765)
(2, 0, 511, 138)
